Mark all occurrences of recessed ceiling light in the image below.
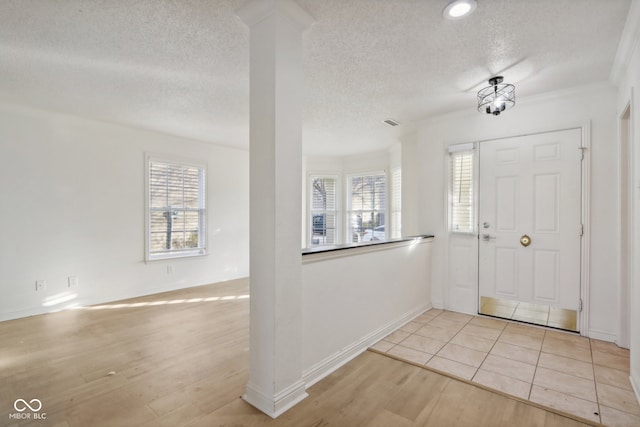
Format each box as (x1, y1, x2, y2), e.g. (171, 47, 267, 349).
(443, 0, 477, 20)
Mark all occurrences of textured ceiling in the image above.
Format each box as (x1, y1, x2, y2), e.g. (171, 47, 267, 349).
(0, 0, 631, 156)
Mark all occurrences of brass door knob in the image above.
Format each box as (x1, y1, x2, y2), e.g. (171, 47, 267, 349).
(520, 235, 531, 247)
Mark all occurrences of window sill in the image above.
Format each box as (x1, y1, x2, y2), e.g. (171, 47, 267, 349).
(146, 250, 207, 262)
(302, 235, 434, 262)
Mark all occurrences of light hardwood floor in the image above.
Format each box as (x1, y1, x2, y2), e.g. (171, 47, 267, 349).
(1, 279, 593, 427)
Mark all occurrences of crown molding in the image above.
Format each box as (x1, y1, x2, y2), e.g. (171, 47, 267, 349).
(611, 0, 640, 85)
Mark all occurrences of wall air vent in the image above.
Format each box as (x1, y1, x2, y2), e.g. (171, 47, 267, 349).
(383, 119, 400, 127)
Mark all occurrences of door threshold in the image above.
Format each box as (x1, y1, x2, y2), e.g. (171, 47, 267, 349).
(479, 296, 578, 332)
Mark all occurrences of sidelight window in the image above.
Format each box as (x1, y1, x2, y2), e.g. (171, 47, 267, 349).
(449, 144, 475, 233)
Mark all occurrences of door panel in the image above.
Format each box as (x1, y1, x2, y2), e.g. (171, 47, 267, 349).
(534, 142, 561, 161)
(533, 174, 559, 232)
(495, 248, 517, 297)
(479, 129, 582, 329)
(496, 176, 518, 231)
(532, 249, 559, 301)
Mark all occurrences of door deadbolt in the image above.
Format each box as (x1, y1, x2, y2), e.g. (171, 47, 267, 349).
(520, 234, 531, 247)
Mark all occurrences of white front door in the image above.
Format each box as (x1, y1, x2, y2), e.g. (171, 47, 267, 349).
(478, 129, 582, 322)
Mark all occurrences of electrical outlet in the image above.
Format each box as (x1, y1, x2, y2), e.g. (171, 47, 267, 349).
(68, 276, 79, 289)
(36, 280, 46, 292)
(167, 265, 173, 275)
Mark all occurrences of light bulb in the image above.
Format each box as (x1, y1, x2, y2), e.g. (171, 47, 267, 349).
(449, 3, 471, 17)
(443, 0, 477, 20)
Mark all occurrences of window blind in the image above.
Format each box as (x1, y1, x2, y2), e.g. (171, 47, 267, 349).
(347, 173, 386, 242)
(148, 159, 206, 259)
(450, 150, 474, 233)
(310, 176, 337, 246)
(391, 167, 402, 238)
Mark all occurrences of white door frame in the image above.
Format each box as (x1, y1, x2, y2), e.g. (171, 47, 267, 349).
(579, 122, 591, 337)
(472, 123, 591, 335)
(618, 91, 634, 349)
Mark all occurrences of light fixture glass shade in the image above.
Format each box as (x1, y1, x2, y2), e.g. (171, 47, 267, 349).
(443, 0, 477, 19)
(477, 76, 515, 116)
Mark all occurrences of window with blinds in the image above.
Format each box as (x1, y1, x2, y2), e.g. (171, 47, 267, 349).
(310, 176, 337, 246)
(347, 173, 386, 242)
(146, 156, 206, 260)
(449, 149, 474, 233)
(390, 167, 402, 238)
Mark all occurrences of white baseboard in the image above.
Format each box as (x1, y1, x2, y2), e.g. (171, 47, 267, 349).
(431, 299, 444, 310)
(0, 306, 56, 323)
(243, 380, 308, 419)
(631, 374, 640, 407)
(244, 303, 431, 418)
(302, 304, 430, 388)
(588, 329, 616, 342)
(0, 275, 248, 322)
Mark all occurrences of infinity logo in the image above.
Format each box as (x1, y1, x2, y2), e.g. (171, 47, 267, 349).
(13, 399, 42, 412)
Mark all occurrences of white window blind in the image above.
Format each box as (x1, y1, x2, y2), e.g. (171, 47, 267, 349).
(147, 157, 206, 260)
(310, 176, 337, 246)
(347, 173, 386, 242)
(391, 167, 402, 238)
(450, 150, 474, 233)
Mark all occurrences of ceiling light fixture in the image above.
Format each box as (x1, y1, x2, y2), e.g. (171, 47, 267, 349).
(477, 76, 515, 116)
(443, 0, 477, 20)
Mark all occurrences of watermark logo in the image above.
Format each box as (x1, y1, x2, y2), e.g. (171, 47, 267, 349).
(9, 398, 46, 420)
(14, 399, 42, 412)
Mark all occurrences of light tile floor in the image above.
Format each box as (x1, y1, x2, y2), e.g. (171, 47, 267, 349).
(371, 309, 640, 426)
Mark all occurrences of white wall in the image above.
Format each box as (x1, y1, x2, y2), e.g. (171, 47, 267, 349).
(615, 12, 640, 403)
(0, 104, 249, 321)
(301, 238, 432, 386)
(304, 148, 395, 176)
(405, 83, 619, 340)
(400, 132, 420, 237)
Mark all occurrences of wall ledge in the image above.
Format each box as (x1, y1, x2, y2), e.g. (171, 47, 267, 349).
(302, 235, 433, 263)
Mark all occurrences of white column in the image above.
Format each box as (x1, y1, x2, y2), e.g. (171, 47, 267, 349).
(236, 0, 314, 418)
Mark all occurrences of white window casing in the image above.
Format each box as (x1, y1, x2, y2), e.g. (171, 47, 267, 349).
(145, 154, 207, 261)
